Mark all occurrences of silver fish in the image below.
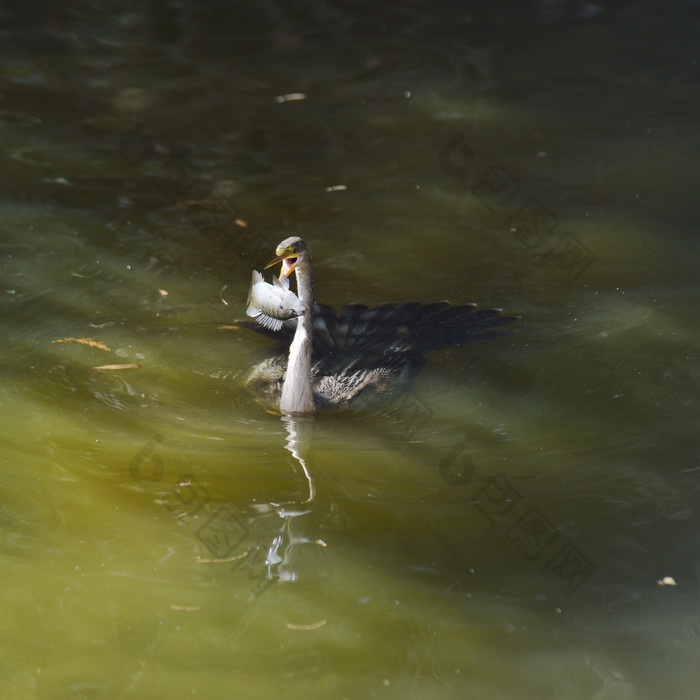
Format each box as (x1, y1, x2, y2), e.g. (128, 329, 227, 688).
(246, 270, 305, 331)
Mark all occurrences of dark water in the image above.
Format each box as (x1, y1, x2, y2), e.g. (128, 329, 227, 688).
(1, 2, 698, 698)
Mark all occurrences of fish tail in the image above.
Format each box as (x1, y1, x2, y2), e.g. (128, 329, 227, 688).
(246, 301, 261, 318)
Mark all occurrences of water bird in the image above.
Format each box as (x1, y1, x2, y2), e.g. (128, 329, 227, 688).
(245, 237, 516, 416)
(246, 270, 305, 331)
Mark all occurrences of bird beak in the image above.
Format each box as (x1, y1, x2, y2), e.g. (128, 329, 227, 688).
(265, 249, 297, 279)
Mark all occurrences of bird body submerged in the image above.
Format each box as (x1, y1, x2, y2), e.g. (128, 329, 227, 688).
(246, 270, 305, 331)
(244, 237, 517, 417)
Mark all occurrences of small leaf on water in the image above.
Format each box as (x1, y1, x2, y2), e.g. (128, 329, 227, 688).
(285, 619, 327, 631)
(91, 364, 141, 370)
(53, 337, 111, 351)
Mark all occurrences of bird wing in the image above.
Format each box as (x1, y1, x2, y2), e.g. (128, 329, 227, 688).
(319, 301, 516, 353)
(239, 301, 516, 354)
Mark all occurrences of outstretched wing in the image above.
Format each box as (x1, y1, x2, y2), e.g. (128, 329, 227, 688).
(241, 300, 517, 359)
(316, 301, 516, 355)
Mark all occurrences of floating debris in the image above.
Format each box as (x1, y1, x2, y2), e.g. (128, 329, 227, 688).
(91, 363, 141, 370)
(275, 92, 306, 103)
(285, 619, 327, 631)
(53, 337, 111, 351)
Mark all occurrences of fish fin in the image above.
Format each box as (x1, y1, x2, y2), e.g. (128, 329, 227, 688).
(256, 312, 284, 332)
(273, 274, 289, 290)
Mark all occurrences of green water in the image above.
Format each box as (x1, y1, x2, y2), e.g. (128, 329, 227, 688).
(1, 2, 698, 698)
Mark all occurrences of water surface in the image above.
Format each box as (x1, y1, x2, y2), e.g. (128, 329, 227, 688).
(1, 2, 698, 698)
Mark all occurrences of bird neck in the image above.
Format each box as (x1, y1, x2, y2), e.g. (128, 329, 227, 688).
(295, 257, 314, 313)
(280, 258, 315, 415)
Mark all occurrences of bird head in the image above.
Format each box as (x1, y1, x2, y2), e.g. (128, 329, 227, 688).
(265, 236, 308, 279)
